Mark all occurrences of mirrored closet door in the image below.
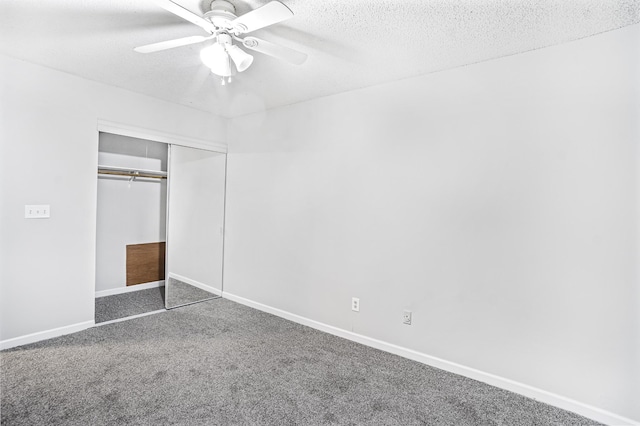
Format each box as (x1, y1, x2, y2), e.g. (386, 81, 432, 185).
(165, 145, 227, 309)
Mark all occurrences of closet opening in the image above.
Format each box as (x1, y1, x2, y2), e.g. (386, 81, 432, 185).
(95, 132, 168, 324)
(94, 129, 227, 325)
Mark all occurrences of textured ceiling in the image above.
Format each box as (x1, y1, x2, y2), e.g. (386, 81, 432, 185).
(1, 0, 639, 118)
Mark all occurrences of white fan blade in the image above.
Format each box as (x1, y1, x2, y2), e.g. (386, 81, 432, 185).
(242, 37, 307, 65)
(135, 35, 213, 53)
(232, 1, 293, 34)
(151, 0, 215, 32)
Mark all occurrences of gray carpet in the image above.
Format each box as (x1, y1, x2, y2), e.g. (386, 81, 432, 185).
(95, 287, 166, 323)
(2, 299, 601, 426)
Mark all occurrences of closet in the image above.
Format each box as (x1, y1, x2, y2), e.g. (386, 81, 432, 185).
(95, 132, 226, 323)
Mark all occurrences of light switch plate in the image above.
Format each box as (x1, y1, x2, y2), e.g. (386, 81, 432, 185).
(25, 205, 50, 219)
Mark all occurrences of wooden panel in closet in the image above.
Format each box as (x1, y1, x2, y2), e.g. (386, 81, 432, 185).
(126, 242, 166, 286)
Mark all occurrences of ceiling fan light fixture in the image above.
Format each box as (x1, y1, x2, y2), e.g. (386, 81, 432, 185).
(200, 43, 232, 77)
(137, 0, 306, 83)
(226, 45, 254, 72)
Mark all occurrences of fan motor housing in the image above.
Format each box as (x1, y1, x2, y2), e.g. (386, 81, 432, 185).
(205, 0, 238, 28)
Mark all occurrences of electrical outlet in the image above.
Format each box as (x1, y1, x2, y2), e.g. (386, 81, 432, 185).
(403, 310, 412, 325)
(351, 297, 360, 312)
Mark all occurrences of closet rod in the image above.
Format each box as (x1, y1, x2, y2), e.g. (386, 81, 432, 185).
(97, 165, 167, 180)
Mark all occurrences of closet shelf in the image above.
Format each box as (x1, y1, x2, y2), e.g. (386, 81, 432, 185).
(97, 165, 167, 180)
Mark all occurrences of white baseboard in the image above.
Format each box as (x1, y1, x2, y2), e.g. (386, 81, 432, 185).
(95, 280, 165, 298)
(221, 292, 638, 426)
(168, 273, 221, 296)
(0, 320, 95, 351)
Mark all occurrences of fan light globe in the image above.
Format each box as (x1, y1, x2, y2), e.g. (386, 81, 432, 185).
(227, 45, 254, 72)
(200, 43, 232, 77)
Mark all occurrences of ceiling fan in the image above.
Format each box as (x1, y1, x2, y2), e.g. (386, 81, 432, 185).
(135, 0, 307, 84)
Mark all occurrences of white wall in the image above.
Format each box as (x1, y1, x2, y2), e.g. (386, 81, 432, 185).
(225, 24, 640, 422)
(0, 54, 226, 344)
(96, 133, 167, 292)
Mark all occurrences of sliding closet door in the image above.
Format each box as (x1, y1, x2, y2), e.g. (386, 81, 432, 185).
(165, 145, 226, 309)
